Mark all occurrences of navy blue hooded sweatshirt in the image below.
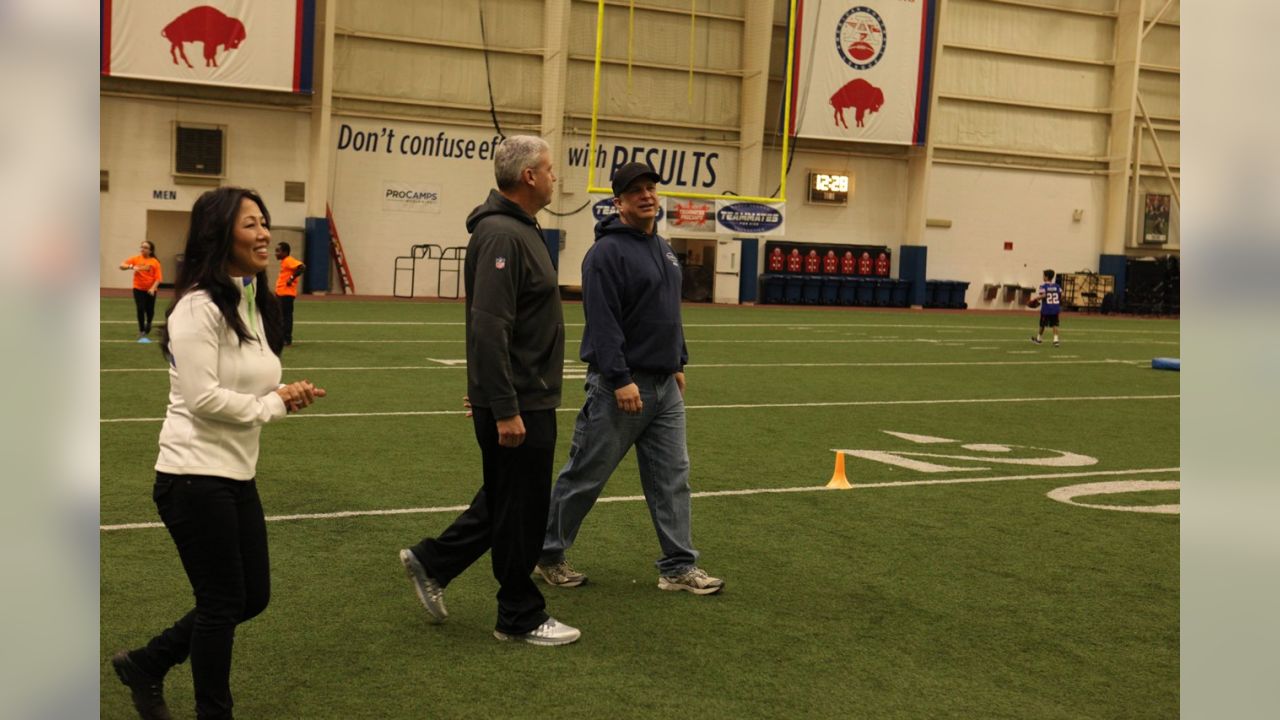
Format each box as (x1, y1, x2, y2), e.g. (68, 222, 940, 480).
(579, 215, 688, 387)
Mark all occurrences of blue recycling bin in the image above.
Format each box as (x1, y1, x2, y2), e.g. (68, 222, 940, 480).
(890, 278, 909, 307)
(948, 281, 970, 308)
(873, 278, 893, 306)
(762, 274, 785, 304)
(855, 277, 875, 306)
(923, 280, 939, 307)
(838, 276, 858, 305)
(802, 275, 823, 304)
(784, 275, 804, 304)
(821, 276, 842, 305)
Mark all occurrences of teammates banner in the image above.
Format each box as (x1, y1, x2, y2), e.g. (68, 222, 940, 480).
(790, 1, 936, 145)
(101, 0, 315, 93)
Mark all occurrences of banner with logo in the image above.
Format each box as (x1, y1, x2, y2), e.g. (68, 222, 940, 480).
(790, 1, 936, 145)
(383, 182, 442, 213)
(101, 0, 315, 93)
(595, 197, 786, 237)
(715, 201, 785, 237)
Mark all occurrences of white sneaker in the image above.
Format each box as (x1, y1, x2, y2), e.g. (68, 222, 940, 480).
(399, 549, 447, 621)
(493, 617, 581, 646)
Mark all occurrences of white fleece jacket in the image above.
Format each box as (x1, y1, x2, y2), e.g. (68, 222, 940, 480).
(155, 284, 287, 480)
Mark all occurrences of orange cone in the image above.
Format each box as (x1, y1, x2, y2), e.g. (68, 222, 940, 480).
(826, 451, 851, 489)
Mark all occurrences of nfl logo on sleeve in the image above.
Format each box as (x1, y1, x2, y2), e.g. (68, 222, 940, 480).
(495, 256, 506, 270)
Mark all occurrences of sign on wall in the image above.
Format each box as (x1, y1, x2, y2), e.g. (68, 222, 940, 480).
(101, 0, 315, 93)
(1142, 194, 1171, 244)
(790, 1, 937, 145)
(657, 198, 786, 237)
(383, 182, 442, 213)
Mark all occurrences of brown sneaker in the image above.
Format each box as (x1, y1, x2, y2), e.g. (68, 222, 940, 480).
(658, 567, 725, 595)
(110, 650, 173, 720)
(535, 560, 587, 588)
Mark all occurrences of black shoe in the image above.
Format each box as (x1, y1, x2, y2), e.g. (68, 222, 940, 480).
(111, 650, 173, 720)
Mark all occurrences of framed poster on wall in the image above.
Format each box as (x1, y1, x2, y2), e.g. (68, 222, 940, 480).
(1143, 194, 1171, 244)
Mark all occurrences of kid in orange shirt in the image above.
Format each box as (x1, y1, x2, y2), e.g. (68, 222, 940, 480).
(120, 241, 162, 342)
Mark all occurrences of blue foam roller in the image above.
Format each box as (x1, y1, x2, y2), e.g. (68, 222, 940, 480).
(1151, 357, 1180, 371)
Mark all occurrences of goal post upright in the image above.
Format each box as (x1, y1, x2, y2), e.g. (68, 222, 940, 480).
(585, 0, 798, 204)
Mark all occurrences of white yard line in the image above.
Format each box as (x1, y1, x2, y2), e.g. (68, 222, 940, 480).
(100, 393, 1178, 423)
(102, 358, 1153, 373)
(100, 318, 1179, 334)
(103, 337, 1180, 345)
(99, 466, 1179, 532)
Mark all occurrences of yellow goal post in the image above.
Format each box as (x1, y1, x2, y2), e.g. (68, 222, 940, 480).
(584, 0, 798, 203)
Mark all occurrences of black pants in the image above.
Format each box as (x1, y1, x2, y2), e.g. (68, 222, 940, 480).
(131, 473, 271, 720)
(133, 288, 156, 334)
(279, 296, 295, 344)
(411, 407, 556, 635)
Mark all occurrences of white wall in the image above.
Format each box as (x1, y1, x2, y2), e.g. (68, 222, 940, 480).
(329, 121, 745, 295)
(924, 164, 1108, 309)
(775, 149, 910, 257)
(100, 96, 311, 289)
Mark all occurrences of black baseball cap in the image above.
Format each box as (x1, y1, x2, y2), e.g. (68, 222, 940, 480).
(610, 162, 662, 196)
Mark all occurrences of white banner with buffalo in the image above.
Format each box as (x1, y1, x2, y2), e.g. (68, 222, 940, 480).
(101, 0, 315, 93)
(790, 1, 937, 145)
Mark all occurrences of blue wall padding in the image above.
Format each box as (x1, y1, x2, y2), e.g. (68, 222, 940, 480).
(899, 245, 928, 306)
(303, 217, 330, 293)
(1099, 254, 1127, 306)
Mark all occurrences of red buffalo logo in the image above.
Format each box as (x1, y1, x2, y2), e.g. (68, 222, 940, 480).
(830, 78, 884, 129)
(162, 6, 247, 69)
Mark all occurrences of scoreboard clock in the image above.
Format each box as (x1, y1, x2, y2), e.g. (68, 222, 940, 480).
(807, 171, 851, 205)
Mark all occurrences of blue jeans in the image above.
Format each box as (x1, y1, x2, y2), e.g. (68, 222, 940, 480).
(541, 370, 698, 576)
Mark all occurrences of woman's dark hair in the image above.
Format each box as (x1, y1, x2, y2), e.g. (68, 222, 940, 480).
(160, 187, 284, 357)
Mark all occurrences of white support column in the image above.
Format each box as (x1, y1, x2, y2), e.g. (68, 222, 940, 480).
(307, 0, 336, 220)
(541, 0, 571, 225)
(1102, 0, 1145, 253)
(904, 0, 947, 251)
(738, 0, 774, 199)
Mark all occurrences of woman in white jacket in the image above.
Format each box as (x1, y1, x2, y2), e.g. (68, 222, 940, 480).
(110, 187, 325, 720)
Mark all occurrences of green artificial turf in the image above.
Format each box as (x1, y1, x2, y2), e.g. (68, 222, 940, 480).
(101, 297, 1179, 719)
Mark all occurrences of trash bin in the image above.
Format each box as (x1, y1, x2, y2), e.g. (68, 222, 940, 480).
(948, 281, 970, 309)
(784, 275, 804, 304)
(856, 277, 875, 306)
(838, 276, 858, 305)
(802, 275, 823, 304)
(821, 276, 841, 305)
(873, 278, 892, 306)
(923, 280, 939, 307)
(762, 274, 786, 304)
(890, 278, 909, 307)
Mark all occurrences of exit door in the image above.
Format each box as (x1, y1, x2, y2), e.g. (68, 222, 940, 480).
(713, 238, 740, 305)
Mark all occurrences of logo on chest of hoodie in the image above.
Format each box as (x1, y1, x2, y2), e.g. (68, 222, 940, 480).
(495, 256, 506, 270)
(664, 250, 679, 269)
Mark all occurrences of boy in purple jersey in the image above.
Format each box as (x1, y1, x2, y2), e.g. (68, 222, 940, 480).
(1030, 268, 1062, 347)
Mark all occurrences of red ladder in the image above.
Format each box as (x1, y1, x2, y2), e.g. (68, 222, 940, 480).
(326, 205, 356, 294)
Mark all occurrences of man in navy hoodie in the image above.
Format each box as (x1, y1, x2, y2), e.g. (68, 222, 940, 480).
(535, 162, 724, 595)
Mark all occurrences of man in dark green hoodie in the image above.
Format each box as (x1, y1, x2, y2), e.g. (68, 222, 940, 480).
(399, 135, 580, 646)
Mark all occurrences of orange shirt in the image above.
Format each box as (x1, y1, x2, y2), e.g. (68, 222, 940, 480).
(125, 255, 162, 291)
(276, 256, 304, 297)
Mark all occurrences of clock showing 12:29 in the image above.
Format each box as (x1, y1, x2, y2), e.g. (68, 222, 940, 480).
(808, 171, 851, 205)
